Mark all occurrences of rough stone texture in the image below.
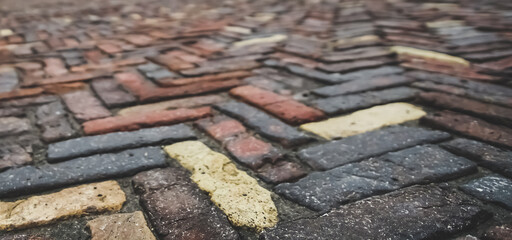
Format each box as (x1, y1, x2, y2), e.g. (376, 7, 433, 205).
(117, 95, 224, 116)
(277, 145, 476, 211)
(48, 124, 195, 161)
(0, 67, 19, 93)
(0, 147, 167, 197)
(312, 87, 419, 115)
(61, 90, 111, 122)
(35, 101, 76, 142)
(300, 102, 426, 140)
(0, 181, 126, 231)
(0, 144, 31, 171)
(86, 211, 156, 240)
(482, 225, 512, 240)
(132, 168, 239, 240)
(423, 111, 512, 148)
(82, 107, 211, 135)
(164, 141, 278, 231)
(0, 117, 31, 137)
(257, 161, 306, 184)
(224, 135, 282, 170)
(298, 126, 450, 170)
(215, 101, 313, 147)
(392, 46, 470, 67)
(312, 75, 413, 97)
(460, 176, 512, 210)
(441, 138, 512, 178)
(332, 66, 405, 82)
(261, 185, 486, 240)
(91, 78, 136, 108)
(0, 108, 24, 117)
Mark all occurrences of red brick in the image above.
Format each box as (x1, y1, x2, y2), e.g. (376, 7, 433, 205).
(0, 88, 44, 100)
(23, 71, 110, 86)
(230, 85, 289, 106)
(83, 107, 211, 135)
(225, 134, 282, 169)
(98, 43, 122, 54)
(43, 58, 68, 77)
(41, 82, 86, 94)
(271, 52, 319, 68)
(148, 54, 195, 71)
(61, 90, 111, 122)
(157, 70, 251, 86)
(124, 34, 154, 47)
(195, 115, 246, 141)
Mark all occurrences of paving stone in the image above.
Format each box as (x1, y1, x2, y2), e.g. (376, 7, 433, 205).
(233, 34, 287, 48)
(312, 87, 419, 115)
(23, 70, 110, 86)
(441, 138, 512, 178)
(277, 145, 475, 211)
(261, 185, 486, 239)
(195, 115, 247, 141)
(312, 75, 413, 97)
(0, 144, 31, 171)
(256, 161, 306, 184)
(91, 78, 136, 108)
(48, 124, 195, 161)
(0, 181, 125, 231)
(419, 92, 512, 124)
(0, 117, 31, 137)
(43, 58, 68, 77)
(0, 108, 24, 117)
(482, 225, 512, 240)
(0, 147, 166, 197)
(460, 176, 512, 210)
(82, 107, 211, 135)
(0, 95, 58, 108)
(301, 102, 426, 140)
(215, 101, 314, 147)
(157, 70, 250, 86)
(61, 90, 111, 122)
(284, 65, 345, 84)
(299, 125, 449, 170)
(0, 88, 44, 101)
(423, 111, 512, 148)
(164, 141, 278, 231)
(87, 211, 156, 240)
(132, 168, 239, 240)
(0, 67, 19, 93)
(321, 46, 392, 62)
(35, 101, 76, 142)
(317, 57, 396, 73)
(332, 66, 405, 82)
(180, 59, 260, 76)
(391, 45, 470, 67)
(117, 95, 224, 116)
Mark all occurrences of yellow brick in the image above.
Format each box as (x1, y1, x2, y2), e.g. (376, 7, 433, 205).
(164, 141, 278, 231)
(224, 26, 252, 35)
(391, 46, 470, 67)
(426, 20, 465, 29)
(335, 35, 380, 46)
(87, 211, 155, 240)
(300, 102, 426, 140)
(0, 181, 126, 231)
(233, 34, 287, 48)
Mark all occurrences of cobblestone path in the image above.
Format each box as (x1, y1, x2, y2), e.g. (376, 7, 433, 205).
(0, 0, 512, 239)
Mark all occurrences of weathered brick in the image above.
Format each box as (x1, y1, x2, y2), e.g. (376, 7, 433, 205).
(283, 65, 345, 84)
(0, 88, 44, 101)
(277, 145, 475, 211)
(333, 35, 381, 49)
(0, 67, 19, 93)
(91, 78, 136, 108)
(257, 161, 306, 184)
(391, 46, 470, 67)
(301, 103, 426, 140)
(225, 134, 282, 170)
(164, 141, 278, 231)
(43, 58, 68, 77)
(215, 101, 314, 147)
(87, 211, 156, 240)
(132, 168, 239, 240)
(423, 111, 512, 148)
(232, 34, 287, 48)
(441, 138, 512, 178)
(312, 87, 419, 115)
(262, 185, 486, 239)
(61, 90, 111, 122)
(483, 225, 512, 240)
(0, 181, 125, 231)
(23, 71, 110, 86)
(180, 59, 260, 76)
(321, 46, 392, 62)
(0, 144, 31, 171)
(117, 95, 224, 116)
(195, 115, 247, 141)
(157, 71, 251, 86)
(82, 107, 211, 135)
(0, 107, 24, 117)
(299, 126, 450, 170)
(317, 57, 395, 73)
(35, 101, 77, 142)
(0, 95, 58, 108)
(460, 176, 512, 210)
(0, 147, 166, 197)
(48, 124, 195, 161)
(419, 92, 512, 124)
(0, 117, 31, 137)
(312, 75, 413, 97)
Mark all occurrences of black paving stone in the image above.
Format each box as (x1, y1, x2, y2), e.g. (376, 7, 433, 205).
(312, 75, 413, 97)
(460, 176, 512, 210)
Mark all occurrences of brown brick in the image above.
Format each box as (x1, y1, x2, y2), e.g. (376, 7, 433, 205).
(87, 211, 156, 240)
(41, 82, 86, 95)
(23, 71, 110, 86)
(230, 85, 290, 106)
(43, 58, 68, 77)
(91, 78, 136, 107)
(195, 115, 246, 141)
(0, 88, 44, 100)
(0, 117, 31, 137)
(83, 107, 211, 135)
(61, 90, 111, 122)
(0, 144, 32, 171)
(157, 71, 251, 86)
(317, 57, 395, 73)
(256, 161, 306, 183)
(225, 134, 282, 170)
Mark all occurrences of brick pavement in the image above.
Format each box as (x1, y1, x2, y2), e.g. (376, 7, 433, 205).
(1, 0, 512, 239)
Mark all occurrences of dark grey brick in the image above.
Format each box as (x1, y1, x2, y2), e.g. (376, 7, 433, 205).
(312, 75, 413, 97)
(277, 145, 476, 211)
(47, 124, 195, 162)
(284, 64, 345, 84)
(132, 168, 239, 240)
(262, 185, 487, 240)
(333, 66, 404, 82)
(0, 147, 167, 197)
(35, 101, 77, 142)
(441, 138, 512, 178)
(312, 87, 419, 115)
(91, 78, 136, 108)
(215, 101, 314, 147)
(298, 126, 450, 170)
(460, 176, 512, 210)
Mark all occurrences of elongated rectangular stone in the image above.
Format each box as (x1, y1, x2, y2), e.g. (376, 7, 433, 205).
(301, 103, 426, 140)
(91, 78, 136, 108)
(215, 101, 314, 147)
(35, 101, 77, 142)
(61, 90, 111, 122)
(312, 87, 419, 115)
(391, 46, 470, 67)
(284, 65, 345, 84)
(87, 211, 156, 240)
(48, 124, 195, 161)
(0, 147, 166, 197)
(164, 141, 278, 231)
(317, 57, 395, 73)
(133, 168, 239, 240)
(460, 176, 512, 210)
(0, 181, 126, 231)
(312, 75, 413, 97)
(0, 144, 32, 171)
(0, 117, 31, 137)
(333, 66, 405, 82)
(261, 185, 486, 239)
(298, 126, 449, 170)
(117, 95, 224, 116)
(277, 145, 476, 211)
(441, 138, 512, 178)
